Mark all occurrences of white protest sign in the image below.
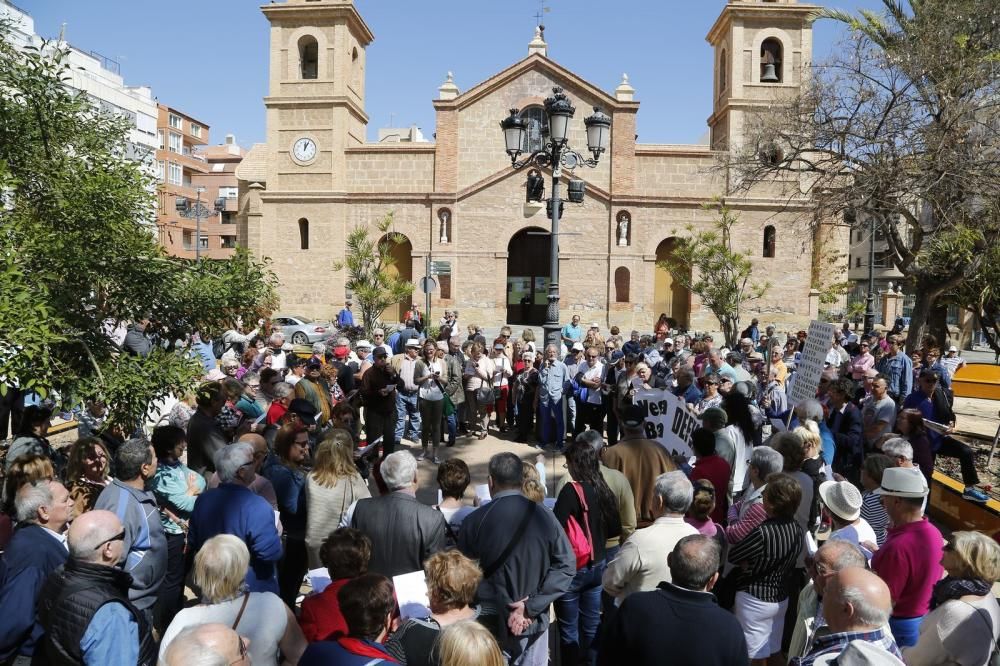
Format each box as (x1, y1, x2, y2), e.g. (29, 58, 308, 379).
(787, 320, 838, 407)
(634, 388, 699, 458)
(393, 570, 431, 619)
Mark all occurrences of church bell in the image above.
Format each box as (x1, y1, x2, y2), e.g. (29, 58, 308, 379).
(760, 63, 779, 83)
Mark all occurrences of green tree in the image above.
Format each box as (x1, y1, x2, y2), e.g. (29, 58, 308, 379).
(333, 211, 414, 335)
(726, 0, 1000, 350)
(0, 31, 279, 431)
(658, 203, 770, 348)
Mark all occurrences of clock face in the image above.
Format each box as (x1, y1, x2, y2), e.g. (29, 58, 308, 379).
(292, 137, 316, 163)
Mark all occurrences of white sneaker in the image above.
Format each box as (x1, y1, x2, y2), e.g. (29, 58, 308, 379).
(415, 451, 426, 461)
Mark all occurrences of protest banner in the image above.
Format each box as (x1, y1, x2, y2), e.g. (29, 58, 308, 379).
(634, 388, 699, 458)
(787, 320, 838, 407)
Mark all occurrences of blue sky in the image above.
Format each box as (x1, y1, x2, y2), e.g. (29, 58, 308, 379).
(22, 0, 886, 148)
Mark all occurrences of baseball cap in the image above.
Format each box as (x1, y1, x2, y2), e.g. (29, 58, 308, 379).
(818, 480, 862, 522)
(663, 337, 673, 346)
(355, 340, 372, 349)
(947, 345, 958, 353)
(287, 398, 318, 425)
(333, 346, 349, 359)
(590, 322, 600, 329)
(620, 403, 646, 428)
(609, 350, 624, 363)
(572, 342, 584, 352)
(405, 338, 421, 348)
(873, 467, 929, 498)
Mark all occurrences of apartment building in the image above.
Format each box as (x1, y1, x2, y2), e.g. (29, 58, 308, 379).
(192, 135, 246, 255)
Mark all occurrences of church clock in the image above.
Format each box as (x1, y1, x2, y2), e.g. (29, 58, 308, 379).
(291, 137, 317, 165)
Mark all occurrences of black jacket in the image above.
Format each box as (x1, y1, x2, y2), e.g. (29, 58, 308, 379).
(350, 492, 447, 578)
(458, 491, 575, 637)
(826, 402, 864, 475)
(599, 581, 748, 665)
(37, 559, 156, 666)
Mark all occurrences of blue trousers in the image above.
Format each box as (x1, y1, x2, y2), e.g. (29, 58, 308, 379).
(555, 559, 606, 666)
(445, 411, 457, 446)
(394, 390, 421, 442)
(538, 399, 565, 448)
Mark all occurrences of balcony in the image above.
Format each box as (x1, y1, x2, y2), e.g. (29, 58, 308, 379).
(174, 149, 210, 174)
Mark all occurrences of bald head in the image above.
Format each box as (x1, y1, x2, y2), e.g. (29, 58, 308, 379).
(812, 540, 867, 596)
(163, 623, 246, 666)
(67, 510, 123, 564)
(823, 567, 892, 633)
(238, 432, 267, 455)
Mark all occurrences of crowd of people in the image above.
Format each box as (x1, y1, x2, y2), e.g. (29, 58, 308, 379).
(0, 308, 998, 666)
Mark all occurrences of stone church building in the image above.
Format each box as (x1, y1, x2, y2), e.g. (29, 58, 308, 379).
(237, 0, 842, 331)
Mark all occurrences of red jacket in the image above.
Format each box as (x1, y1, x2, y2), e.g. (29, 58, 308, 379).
(690, 454, 731, 525)
(299, 578, 350, 642)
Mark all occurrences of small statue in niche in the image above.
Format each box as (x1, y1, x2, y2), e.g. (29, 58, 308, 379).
(617, 211, 630, 247)
(439, 209, 450, 243)
(525, 169, 545, 203)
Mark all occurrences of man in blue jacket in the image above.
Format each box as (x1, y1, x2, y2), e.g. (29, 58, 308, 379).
(0, 480, 73, 661)
(188, 442, 283, 593)
(95, 438, 167, 627)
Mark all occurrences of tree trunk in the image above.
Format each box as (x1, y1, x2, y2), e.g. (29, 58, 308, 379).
(905, 286, 934, 351)
(927, 303, 950, 349)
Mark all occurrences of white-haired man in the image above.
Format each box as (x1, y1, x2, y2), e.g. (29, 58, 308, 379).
(188, 443, 283, 594)
(603, 471, 698, 602)
(349, 451, 447, 577)
(790, 568, 901, 665)
(788, 539, 868, 659)
(0, 480, 73, 661)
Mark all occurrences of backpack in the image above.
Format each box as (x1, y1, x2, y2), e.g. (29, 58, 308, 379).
(211, 339, 226, 360)
(565, 482, 594, 570)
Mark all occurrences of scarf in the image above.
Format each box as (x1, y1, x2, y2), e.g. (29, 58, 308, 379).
(336, 637, 398, 662)
(930, 576, 992, 610)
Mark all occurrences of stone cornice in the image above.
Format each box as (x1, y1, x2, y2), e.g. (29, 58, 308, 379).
(706, 2, 822, 45)
(346, 144, 436, 154)
(264, 95, 369, 122)
(635, 145, 717, 159)
(432, 53, 628, 113)
(260, 2, 374, 45)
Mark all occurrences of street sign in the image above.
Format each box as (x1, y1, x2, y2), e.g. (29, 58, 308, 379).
(419, 276, 437, 294)
(430, 261, 451, 275)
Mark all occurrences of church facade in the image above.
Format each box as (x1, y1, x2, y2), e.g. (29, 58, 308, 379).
(237, 0, 844, 332)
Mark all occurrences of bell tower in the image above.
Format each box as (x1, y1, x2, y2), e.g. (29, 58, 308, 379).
(261, 0, 374, 192)
(706, 0, 818, 151)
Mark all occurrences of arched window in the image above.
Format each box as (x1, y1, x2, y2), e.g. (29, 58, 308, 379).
(719, 49, 728, 93)
(299, 35, 318, 80)
(760, 38, 783, 83)
(298, 218, 310, 250)
(519, 106, 548, 154)
(763, 225, 776, 258)
(614, 267, 630, 303)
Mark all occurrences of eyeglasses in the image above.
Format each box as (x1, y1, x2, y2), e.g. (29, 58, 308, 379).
(93, 529, 126, 551)
(374, 334, 384, 338)
(247, 383, 260, 389)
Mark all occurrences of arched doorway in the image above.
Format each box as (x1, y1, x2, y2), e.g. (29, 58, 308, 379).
(507, 227, 550, 325)
(379, 233, 413, 324)
(654, 237, 690, 329)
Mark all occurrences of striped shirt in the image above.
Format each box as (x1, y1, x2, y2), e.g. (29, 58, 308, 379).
(729, 517, 803, 603)
(860, 490, 889, 547)
(791, 628, 901, 665)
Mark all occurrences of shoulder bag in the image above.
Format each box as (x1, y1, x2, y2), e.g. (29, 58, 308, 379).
(565, 482, 594, 570)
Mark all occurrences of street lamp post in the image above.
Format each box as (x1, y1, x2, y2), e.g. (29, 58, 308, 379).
(863, 214, 877, 335)
(175, 186, 225, 263)
(499, 87, 611, 350)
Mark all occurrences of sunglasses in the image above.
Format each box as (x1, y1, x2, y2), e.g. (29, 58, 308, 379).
(93, 529, 126, 551)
